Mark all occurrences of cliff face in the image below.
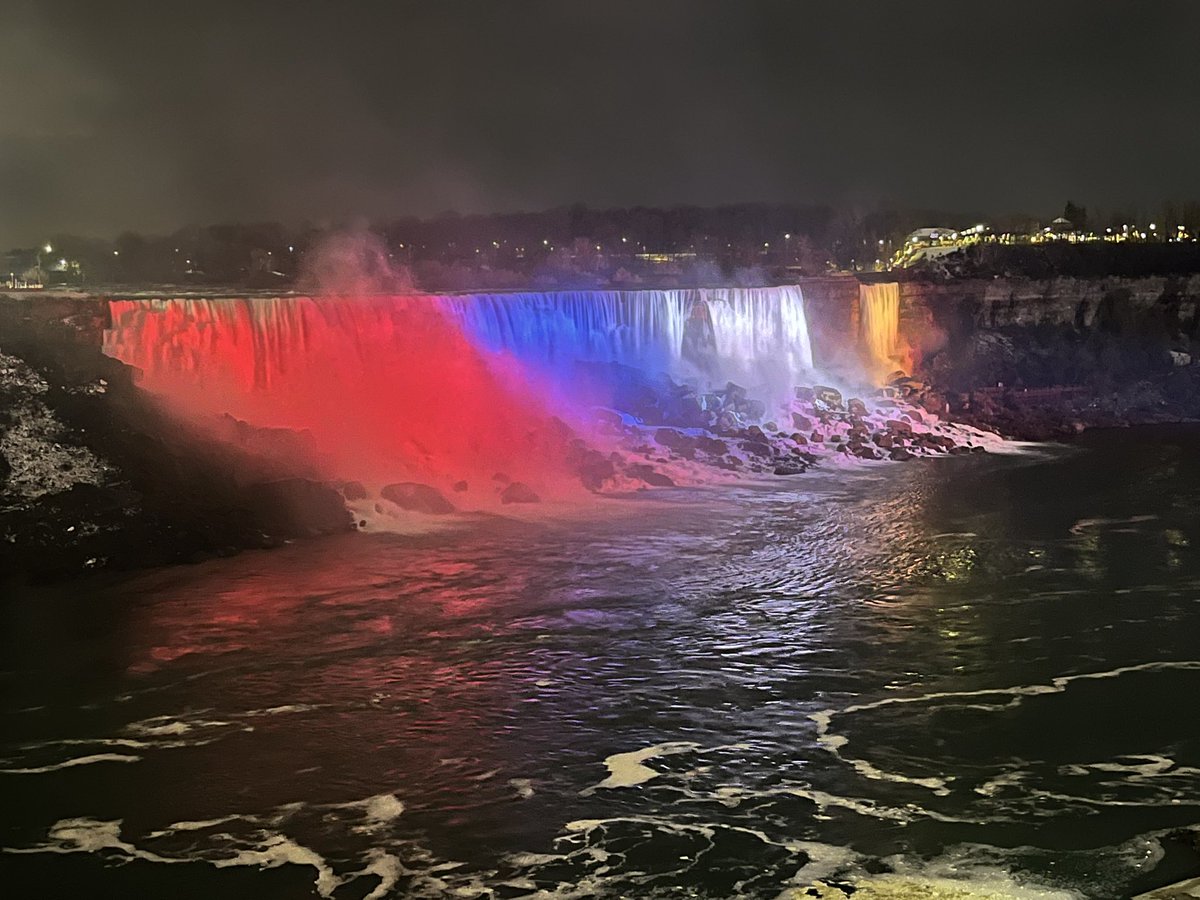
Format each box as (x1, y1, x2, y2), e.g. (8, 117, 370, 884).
(901, 275, 1200, 334)
(792, 276, 860, 371)
(0, 295, 352, 581)
(893, 277, 1200, 437)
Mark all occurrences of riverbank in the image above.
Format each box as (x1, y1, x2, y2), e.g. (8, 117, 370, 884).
(0, 295, 353, 580)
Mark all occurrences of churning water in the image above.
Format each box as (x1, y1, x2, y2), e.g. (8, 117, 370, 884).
(4, 427, 1200, 897)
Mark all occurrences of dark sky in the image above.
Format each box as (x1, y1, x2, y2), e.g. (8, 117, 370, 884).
(3, 0, 1198, 246)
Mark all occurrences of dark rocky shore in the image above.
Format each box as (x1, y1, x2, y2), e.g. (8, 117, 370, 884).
(892, 275, 1200, 440)
(0, 295, 353, 581)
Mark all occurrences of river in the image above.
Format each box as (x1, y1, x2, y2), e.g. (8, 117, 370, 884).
(4, 427, 1200, 898)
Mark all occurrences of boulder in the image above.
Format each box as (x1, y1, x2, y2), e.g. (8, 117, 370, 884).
(791, 412, 813, 431)
(813, 385, 844, 410)
(740, 399, 767, 421)
(920, 392, 949, 416)
(889, 447, 915, 461)
(740, 439, 773, 459)
(694, 435, 729, 456)
(654, 428, 697, 457)
(720, 381, 748, 404)
(773, 464, 806, 476)
(885, 419, 914, 437)
(847, 398, 868, 416)
(500, 481, 540, 504)
(381, 482, 456, 514)
(673, 395, 708, 428)
(716, 411, 742, 434)
(340, 480, 369, 501)
(626, 464, 676, 487)
(245, 479, 356, 535)
(577, 451, 616, 491)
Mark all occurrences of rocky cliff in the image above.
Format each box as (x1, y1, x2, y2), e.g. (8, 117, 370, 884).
(0, 295, 353, 581)
(893, 276, 1200, 438)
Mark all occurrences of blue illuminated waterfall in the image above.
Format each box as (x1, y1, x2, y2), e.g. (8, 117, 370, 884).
(440, 286, 813, 391)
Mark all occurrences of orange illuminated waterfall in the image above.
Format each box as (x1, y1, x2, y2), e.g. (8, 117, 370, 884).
(859, 282, 902, 381)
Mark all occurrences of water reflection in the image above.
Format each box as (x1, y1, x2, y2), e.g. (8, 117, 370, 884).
(4, 430, 1200, 897)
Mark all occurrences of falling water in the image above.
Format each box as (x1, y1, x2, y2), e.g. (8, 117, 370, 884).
(103, 296, 572, 487)
(443, 285, 813, 389)
(102, 287, 814, 482)
(859, 282, 901, 380)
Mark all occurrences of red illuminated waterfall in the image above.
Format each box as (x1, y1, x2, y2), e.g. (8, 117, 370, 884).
(104, 296, 579, 491)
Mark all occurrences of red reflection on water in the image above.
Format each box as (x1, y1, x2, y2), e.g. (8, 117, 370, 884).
(105, 296, 581, 492)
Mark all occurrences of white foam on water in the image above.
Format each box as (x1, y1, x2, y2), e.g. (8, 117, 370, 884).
(146, 815, 243, 838)
(3, 817, 184, 864)
(1070, 515, 1158, 535)
(125, 721, 193, 737)
(811, 660, 1200, 795)
(335, 793, 405, 833)
(583, 741, 701, 793)
(0, 752, 142, 774)
(793, 872, 1082, 899)
(350, 847, 406, 900)
(582, 740, 753, 794)
(509, 778, 535, 799)
(208, 832, 340, 896)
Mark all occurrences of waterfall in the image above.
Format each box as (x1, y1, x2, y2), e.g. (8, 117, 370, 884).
(102, 287, 815, 480)
(859, 282, 901, 379)
(104, 296, 575, 485)
(441, 285, 813, 389)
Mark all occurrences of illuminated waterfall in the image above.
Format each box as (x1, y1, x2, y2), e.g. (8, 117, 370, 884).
(102, 287, 814, 482)
(442, 285, 813, 387)
(859, 282, 901, 380)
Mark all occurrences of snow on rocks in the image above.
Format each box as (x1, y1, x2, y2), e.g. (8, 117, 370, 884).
(0, 351, 113, 503)
(580, 374, 1004, 492)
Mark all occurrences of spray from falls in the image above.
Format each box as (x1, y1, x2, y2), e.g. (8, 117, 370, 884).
(103, 296, 577, 493)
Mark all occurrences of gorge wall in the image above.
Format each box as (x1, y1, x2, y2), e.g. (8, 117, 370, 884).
(890, 276, 1200, 437)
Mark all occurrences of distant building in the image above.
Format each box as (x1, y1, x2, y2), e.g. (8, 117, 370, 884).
(1046, 217, 1076, 236)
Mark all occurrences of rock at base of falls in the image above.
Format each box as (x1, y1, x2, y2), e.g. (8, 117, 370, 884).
(380, 482, 456, 514)
(499, 482, 540, 504)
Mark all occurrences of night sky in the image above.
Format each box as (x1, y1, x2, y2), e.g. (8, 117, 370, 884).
(3, 0, 1198, 246)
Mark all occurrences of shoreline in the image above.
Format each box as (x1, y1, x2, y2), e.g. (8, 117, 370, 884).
(5, 287, 1200, 582)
